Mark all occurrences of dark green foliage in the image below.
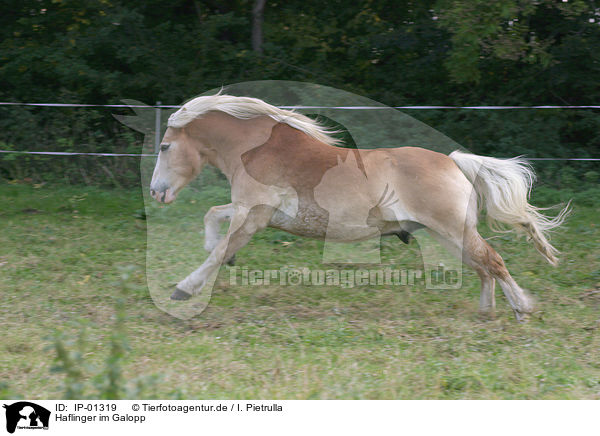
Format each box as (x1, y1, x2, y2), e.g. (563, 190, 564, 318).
(0, 0, 598, 186)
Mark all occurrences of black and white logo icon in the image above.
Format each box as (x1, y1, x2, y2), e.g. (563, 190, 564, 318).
(3, 402, 50, 434)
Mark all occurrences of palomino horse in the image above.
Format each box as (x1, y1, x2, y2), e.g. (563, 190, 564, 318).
(149, 93, 569, 321)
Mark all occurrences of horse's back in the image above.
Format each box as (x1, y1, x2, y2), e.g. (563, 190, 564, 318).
(362, 146, 476, 230)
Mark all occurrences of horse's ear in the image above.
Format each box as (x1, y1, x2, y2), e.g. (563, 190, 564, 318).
(2, 405, 7, 408)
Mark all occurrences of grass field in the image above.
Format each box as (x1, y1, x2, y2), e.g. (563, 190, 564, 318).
(1, 180, 599, 399)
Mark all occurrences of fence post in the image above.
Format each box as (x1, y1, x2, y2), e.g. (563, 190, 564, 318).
(154, 101, 162, 154)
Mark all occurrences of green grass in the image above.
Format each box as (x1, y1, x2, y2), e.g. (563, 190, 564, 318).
(1, 181, 599, 399)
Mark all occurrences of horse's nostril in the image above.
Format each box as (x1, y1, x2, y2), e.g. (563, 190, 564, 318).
(150, 189, 156, 196)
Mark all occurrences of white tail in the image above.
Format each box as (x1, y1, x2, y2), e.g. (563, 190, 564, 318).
(449, 150, 570, 266)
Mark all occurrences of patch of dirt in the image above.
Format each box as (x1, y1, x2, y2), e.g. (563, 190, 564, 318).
(21, 208, 43, 214)
(580, 287, 600, 305)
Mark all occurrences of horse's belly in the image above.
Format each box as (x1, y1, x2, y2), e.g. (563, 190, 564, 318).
(269, 204, 329, 239)
(268, 206, 382, 242)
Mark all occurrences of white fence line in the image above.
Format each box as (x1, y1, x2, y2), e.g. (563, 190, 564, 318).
(0, 150, 156, 157)
(279, 105, 600, 110)
(1, 101, 598, 159)
(1, 102, 600, 109)
(0, 102, 178, 108)
(0, 150, 598, 161)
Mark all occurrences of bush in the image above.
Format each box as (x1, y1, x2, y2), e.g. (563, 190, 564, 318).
(48, 266, 163, 399)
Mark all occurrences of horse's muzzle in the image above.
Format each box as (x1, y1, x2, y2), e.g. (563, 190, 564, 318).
(150, 187, 176, 204)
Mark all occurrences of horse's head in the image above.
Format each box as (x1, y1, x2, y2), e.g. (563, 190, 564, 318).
(150, 126, 207, 204)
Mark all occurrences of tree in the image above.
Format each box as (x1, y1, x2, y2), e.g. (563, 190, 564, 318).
(434, 0, 592, 83)
(252, 0, 266, 53)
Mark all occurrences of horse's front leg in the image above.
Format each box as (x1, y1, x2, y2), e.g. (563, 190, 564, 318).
(203, 203, 237, 265)
(171, 204, 274, 300)
(203, 203, 233, 253)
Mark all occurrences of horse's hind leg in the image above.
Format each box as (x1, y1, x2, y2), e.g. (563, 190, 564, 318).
(423, 225, 533, 320)
(421, 227, 495, 316)
(478, 274, 496, 316)
(462, 229, 534, 321)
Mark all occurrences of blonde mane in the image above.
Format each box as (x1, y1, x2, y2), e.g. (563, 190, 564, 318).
(167, 93, 341, 146)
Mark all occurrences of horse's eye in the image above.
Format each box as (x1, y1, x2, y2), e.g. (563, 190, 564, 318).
(160, 143, 171, 152)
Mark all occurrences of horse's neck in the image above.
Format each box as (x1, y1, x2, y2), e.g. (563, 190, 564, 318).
(189, 113, 277, 180)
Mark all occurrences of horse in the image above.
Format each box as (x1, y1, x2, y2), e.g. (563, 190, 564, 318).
(149, 93, 570, 321)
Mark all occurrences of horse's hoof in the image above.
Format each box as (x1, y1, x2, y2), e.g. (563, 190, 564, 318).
(171, 287, 192, 300)
(514, 310, 531, 323)
(226, 255, 236, 266)
(478, 308, 496, 321)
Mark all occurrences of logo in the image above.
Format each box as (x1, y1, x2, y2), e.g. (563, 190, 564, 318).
(2, 402, 50, 434)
